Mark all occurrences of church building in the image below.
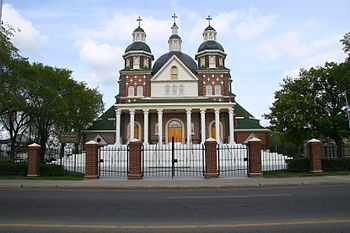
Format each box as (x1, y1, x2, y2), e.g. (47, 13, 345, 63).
(84, 15, 269, 145)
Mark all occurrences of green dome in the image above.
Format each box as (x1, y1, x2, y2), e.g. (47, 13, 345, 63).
(197, 40, 224, 53)
(125, 41, 151, 53)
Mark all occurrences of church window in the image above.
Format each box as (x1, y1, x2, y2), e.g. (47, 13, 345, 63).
(128, 86, 134, 96)
(165, 85, 170, 95)
(219, 57, 223, 67)
(200, 57, 205, 67)
(179, 85, 184, 95)
(143, 57, 149, 68)
(172, 85, 177, 95)
(137, 86, 143, 96)
(215, 85, 221, 95)
(126, 58, 130, 68)
(171, 66, 178, 80)
(209, 56, 216, 68)
(206, 85, 212, 95)
(133, 57, 140, 69)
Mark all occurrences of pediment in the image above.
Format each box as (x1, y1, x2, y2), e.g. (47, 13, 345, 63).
(151, 55, 198, 82)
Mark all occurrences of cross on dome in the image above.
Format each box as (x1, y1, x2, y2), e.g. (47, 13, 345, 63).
(136, 16, 142, 27)
(172, 13, 178, 24)
(206, 15, 212, 26)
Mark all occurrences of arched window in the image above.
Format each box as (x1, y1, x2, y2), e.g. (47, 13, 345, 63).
(128, 86, 134, 96)
(218, 57, 223, 67)
(215, 85, 221, 95)
(165, 85, 170, 95)
(206, 85, 212, 95)
(179, 85, 184, 95)
(172, 85, 177, 95)
(137, 86, 143, 96)
(126, 58, 130, 68)
(171, 66, 178, 80)
(200, 57, 205, 67)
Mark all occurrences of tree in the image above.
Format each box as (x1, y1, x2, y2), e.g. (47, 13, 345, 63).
(0, 26, 31, 158)
(340, 32, 350, 60)
(265, 61, 350, 157)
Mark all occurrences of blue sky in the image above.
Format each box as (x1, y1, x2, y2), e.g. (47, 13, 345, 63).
(2, 0, 349, 125)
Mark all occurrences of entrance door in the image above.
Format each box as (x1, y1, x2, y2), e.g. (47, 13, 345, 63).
(211, 124, 216, 139)
(134, 124, 139, 140)
(168, 120, 182, 143)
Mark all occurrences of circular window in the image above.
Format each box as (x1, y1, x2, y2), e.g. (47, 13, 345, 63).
(96, 138, 101, 143)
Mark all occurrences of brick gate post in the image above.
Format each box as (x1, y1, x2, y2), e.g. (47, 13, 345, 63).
(84, 140, 100, 179)
(307, 139, 323, 173)
(128, 140, 142, 180)
(204, 138, 219, 179)
(248, 137, 263, 177)
(27, 143, 41, 177)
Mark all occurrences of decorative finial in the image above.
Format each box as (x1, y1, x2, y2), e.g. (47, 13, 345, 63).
(172, 13, 178, 24)
(136, 16, 142, 27)
(206, 15, 212, 26)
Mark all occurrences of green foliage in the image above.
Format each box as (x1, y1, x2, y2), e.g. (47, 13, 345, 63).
(286, 158, 310, 171)
(0, 26, 104, 156)
(39, 164, 84, 177)
(0, 161, 27, 176)
(322, 158, 350, 171)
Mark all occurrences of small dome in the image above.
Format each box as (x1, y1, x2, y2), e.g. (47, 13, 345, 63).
(153, 51, 197, 74)
(169, 34, 182, 40)
(125, 41, 151, 53)
(197, 40, 224, 53)
(204, 25, 216, 31)
(133, 26, 145, 33)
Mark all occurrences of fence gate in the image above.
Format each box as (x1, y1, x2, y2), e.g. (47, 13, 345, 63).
(98, 145, 128, 178)
(142, 140, 204, 178)
(217, 144, 248, 177)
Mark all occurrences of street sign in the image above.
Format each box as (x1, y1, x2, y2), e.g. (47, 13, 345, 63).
(59, 132, 78, 143)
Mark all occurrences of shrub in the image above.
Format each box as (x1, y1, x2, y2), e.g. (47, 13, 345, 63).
(286, 157, 310, 171)
(322, 158, 350, 171)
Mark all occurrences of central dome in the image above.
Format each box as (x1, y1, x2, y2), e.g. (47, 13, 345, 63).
(152, 51, 197, 74)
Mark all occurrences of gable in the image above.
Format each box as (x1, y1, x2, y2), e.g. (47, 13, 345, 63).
(151, 55, 198, 82)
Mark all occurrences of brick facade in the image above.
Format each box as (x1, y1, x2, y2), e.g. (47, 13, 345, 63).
(307, 139, 323, 173)
(247, 138, 263, 177)
(128, 140, 142, 180)
(204, 139, 218, 178)
(27, 143, 41, 177)
(84, 141, 99, 179)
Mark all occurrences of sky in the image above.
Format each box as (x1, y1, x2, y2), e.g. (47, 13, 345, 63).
(2, 0, 349, 126)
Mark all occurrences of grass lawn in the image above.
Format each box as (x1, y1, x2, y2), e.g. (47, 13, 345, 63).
(263, 170, 350, 178)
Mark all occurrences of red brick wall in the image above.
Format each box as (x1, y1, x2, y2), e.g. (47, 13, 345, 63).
(235, 131, 269, 145)
(204, 140, 218, 178)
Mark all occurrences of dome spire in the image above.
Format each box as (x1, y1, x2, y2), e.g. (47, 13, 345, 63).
(132, 16, 146, 42)
(168, 13, 182, 52)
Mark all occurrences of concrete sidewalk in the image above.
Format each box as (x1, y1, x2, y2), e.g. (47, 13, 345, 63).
(1, 176, 350, 190)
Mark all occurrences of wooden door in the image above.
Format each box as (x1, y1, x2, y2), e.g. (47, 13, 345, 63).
(168, 120, 182, 143)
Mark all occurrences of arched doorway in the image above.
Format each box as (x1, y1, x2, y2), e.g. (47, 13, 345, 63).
(167, 120, 183, 143)
(127, 122, 141, 141)
(209, 121, 223, 141)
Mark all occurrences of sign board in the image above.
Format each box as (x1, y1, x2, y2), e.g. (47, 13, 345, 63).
(59, 132, 78, 143)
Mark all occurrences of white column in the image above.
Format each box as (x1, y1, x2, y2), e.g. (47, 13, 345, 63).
(214, 108, 220, 143)
(157, 109, 163, 145)
(229, 108, 235, 144)
(115, 109, 121, 145)
(143, 110, 149, 145)
(186, 108, 192, 144)
(129, 110, 135, 141)
(200, 109, 206, 144)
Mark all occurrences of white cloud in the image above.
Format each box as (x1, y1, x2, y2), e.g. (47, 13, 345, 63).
(234, 8, 277, 40)
(79, 40, 124, 85)
(2, 4, 48, 55)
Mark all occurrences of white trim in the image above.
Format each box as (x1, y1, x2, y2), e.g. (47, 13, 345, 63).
(151, 55, 198, 81)
(234, 129, 270, 132)
(85, 130, 116, 133)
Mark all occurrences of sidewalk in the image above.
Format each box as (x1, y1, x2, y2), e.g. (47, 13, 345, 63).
(1, 176, 350, 190)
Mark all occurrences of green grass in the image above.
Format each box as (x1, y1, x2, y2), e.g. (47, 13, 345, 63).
(263, 170, 350, 178)
(0, 175, 84, 180)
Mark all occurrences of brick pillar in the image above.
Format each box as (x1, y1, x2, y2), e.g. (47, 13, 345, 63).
(27, 143, 41, 177)
(85, 140, 99, 179)
(248, 137, 263, 177)
(204, 138, 218, 179)
(128, 140, 142, 180)
(307, 139, 323, 173)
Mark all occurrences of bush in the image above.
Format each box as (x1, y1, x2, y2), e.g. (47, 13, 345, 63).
(322, 158, 350, 171)
(286, 157, 310, 171)
(40, 164, 84, 177)
(0, 162, 28, 176)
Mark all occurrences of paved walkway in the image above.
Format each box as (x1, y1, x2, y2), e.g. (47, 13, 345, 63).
(1, 176, 350, 190)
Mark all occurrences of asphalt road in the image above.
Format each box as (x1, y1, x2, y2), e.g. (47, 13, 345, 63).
(0, 185, 349, 233)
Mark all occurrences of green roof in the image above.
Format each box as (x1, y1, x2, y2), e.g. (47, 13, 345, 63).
(235, 118, 265, 130)
(99, 105, 115, 119)
(235, 102, 254, 118)
(87, 118, 114, 130)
